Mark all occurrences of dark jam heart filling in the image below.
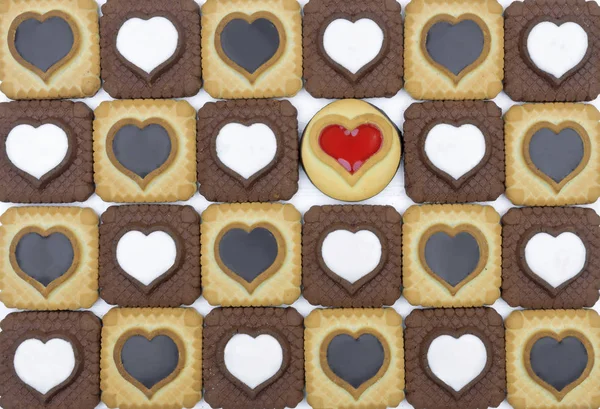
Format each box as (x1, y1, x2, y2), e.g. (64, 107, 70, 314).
(319, 124, 383, 174)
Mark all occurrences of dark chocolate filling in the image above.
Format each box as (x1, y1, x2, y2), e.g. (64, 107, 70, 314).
(14, 17, 74, 72)
(112, 124, 171, 178)
(15, 232, 74, 287)
(424, 232, 480, 287)
(121, 335, 179, 389)
(530, 336, 588, 392)
(529, 127, 584, 184)
(326, 333, 385, 389)
(426, 20, 484, 76)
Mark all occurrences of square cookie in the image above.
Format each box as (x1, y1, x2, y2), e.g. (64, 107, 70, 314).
(100, 0, 202, 99)
(404, 101, 505, 203)
(93, 99, 197, 203)
(201, 203, 301, 306)
(0, 311, 101, 409)
(506, 309, 600, 409)
(502, 207, 600, 309)
(0, 206, 99, 310)
(203, 307, 304, 409)
(504, 0, 600, 102)
(302, 205, 402, 308)
(404, 308, 506, 409)
(404, 0, 504, 100)
(0, 100, 94, 203)
(302, 0, 403, 98)
(197, 99, 299, 202)
(100, 308, 203, 409)
(402, 204, 501, 307)
(0, 0, 100, 99)
(305, 308, 404, 409)
(99, 205, 201, 308)
(201, 0, 303, 99)
(505, 103, 600, 206)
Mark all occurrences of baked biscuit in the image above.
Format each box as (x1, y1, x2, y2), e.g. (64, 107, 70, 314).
(93, 99, 197, 203)
(505, 103, 600, 206)
(506, 309, 600, 409)
(0, 206, 98, 310)
(301, 99, 401, 202)
(402, 204, 501, 307)
(0, 0, 100, 99)
(305, 308, 404, 409)
(201, 203, 301, 306)
(201, 0, 302, 99)
(100, 308, 203, 409)
(404, 0, 504, 100)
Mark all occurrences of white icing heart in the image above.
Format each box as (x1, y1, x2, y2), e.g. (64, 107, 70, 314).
(525, 232, 586, 288)
(427, 334, 487, 392)
(321, 230, 382, 284)
(527, 21, 588, 79)
(6, 124, 68, 179)
(323, 18, 384, 74)
(14, 338, 76, 395)
(116, 231, 177, 286)
(224, 334, 283, 389)
(116, 17, 179, 74)
(424, 123, 486, 180)
(216, 123, 277, 180)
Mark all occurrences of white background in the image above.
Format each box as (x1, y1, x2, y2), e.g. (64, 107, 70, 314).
(0, 0, 599, 408)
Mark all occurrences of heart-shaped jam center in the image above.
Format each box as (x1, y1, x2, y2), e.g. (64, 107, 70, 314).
(319, 124, 383, 174)
(15, 232, 74, 288)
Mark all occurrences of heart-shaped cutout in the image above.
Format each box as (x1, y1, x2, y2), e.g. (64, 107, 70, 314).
(424, 123, 486, 184)
(116, 230, 178, 290)
(526, 21, 589, 82)
(116, 17, 179, 79)
(224, 334, 283, 389)
(527, 332, 593, 401)
(215, 122, 278, 183)
(427, 334, 488, 393)
(322, 18, 384, 80)
(216, 223, 284, 294)
(217, 12, 285, 83)
(14, 338, 77, 397)
(524, 232, 586, 291)
(423, 15, 489, 83)
(6, 123, 69, 182)
(319, 124, 383, 174)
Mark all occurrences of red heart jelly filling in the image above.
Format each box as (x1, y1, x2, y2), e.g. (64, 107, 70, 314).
(319, 124, 383, 174)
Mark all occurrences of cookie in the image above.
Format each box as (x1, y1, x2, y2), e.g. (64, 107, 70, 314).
(0, 0, 100, 99)
(404, 308, 506, 409)
(303, 0, 403, 98)
(505, 103, 600, 206)
(201, 0, 302, 99)
(99, 0, 202, 99)
(302, 205, 402, 308)
(402, 204, 501, 307)
(504, 0, 600, 102)
(197, 99, 299, 202)
(305, 308, 404, 409)
(203, 307, 304, 409)
(93, 99, 197, 203)
(0, 100, 94, 203)
(404, 101, 505, 203)
(201, 203, 301, 306)
(0, 311, 101, 409)
(100, 308, 203, 409)
(404, 0, 504, 100)
(506, 309, 600, 409)
(0, 206, 99, 310)
(501, 207, 600, 309)
(301, 99, 401, 202)
(99, 205, 200, 308)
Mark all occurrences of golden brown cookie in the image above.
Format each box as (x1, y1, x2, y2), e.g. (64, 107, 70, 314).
(93, 99, 197, 203)
(404, 0, 504, 100)
(506, 309, 600, 409)
(305, 308, 404, 409)
(0, 0, 101, 99)
(100, 308, 203, 409)
(0, 206, 98, 310)
(402, 204, 501, 307)
(201, 0, 302, 99)
(505, 103, 600, 206)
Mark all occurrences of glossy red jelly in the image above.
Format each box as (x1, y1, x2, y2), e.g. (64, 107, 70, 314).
(319, 124, 383, 173)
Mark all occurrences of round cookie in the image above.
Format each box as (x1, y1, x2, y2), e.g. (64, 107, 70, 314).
(301, 99, 401, 201)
